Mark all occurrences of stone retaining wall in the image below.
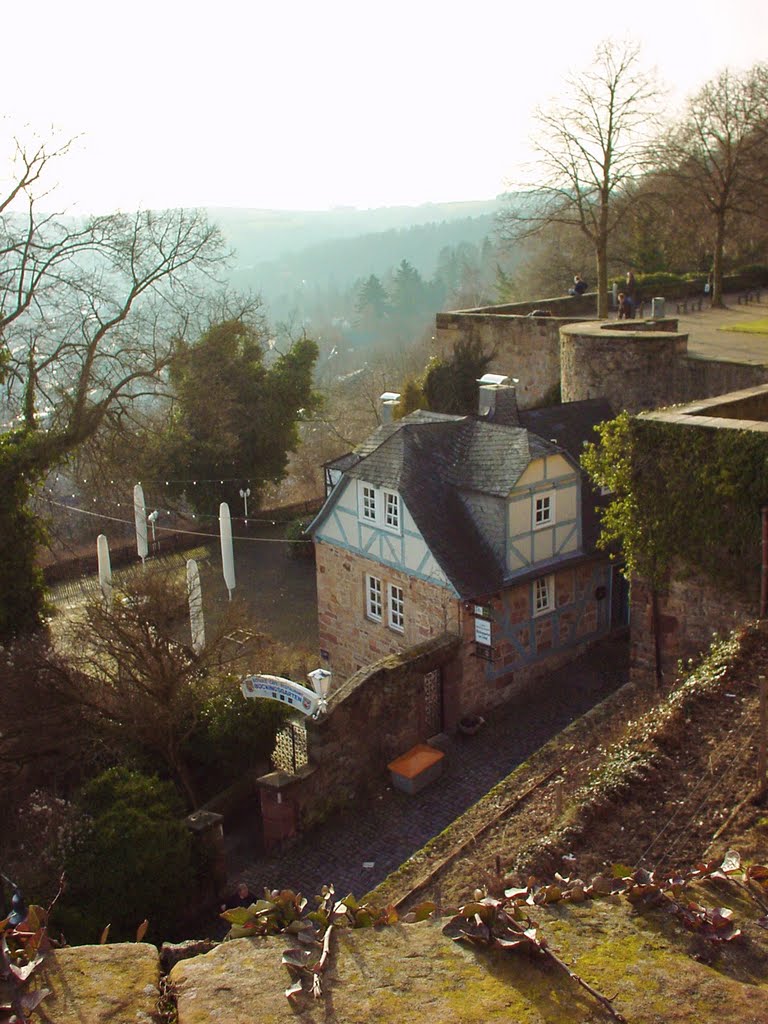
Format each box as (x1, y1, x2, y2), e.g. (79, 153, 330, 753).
(258, 634, 462, 833)
(434, 311, 569, 409)
(21, 906, 767, 1023)
(630, 573, 757, 684)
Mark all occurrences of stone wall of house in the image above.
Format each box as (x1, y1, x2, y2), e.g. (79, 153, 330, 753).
(315, 541, 460, 681)
(258, 633, 462, 833)
(458, 560, 613, 712)
(630, 572, 757, 684)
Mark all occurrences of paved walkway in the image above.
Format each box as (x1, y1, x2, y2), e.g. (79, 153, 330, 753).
(221, 635, 629, 913)
(608, 291, 768, 365)
(677, 293, 768, 366)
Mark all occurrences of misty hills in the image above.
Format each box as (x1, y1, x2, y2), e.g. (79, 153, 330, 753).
(209, 199, 503, 318)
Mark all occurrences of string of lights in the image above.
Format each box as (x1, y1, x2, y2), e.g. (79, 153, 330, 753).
(44, 499, 313, 544)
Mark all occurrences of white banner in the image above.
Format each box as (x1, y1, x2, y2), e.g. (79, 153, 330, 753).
(241, 674, 322, 718)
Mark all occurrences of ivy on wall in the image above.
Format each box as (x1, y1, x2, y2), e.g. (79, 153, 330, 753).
(582, 411, 768, 593)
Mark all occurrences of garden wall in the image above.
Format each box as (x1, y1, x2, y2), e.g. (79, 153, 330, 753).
(256, 634, 462, 837)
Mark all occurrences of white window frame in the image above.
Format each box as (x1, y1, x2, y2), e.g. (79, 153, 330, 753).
(361, 484, 377, 522)
(533, 574, 554, 616)
(383, 490, 400, 532)
(533, 490, 555, 530)
(388, 583, 404, 632)
(366, 574, 383, 621)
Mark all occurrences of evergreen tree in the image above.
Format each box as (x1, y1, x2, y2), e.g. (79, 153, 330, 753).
(156, 321, 320, 514)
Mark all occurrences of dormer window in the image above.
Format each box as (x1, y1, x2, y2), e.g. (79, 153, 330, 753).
(362, 485, 377, 521)
(533, 491, 555, 529)
(384, 491, 400, 530)
(358, 482, 402, 533)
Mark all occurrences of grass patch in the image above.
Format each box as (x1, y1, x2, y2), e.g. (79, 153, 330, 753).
(718, 318, 768, 335)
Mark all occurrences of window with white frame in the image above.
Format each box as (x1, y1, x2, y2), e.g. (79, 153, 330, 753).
(362, 485, 377, 522)
(388, 583, 404, 631)
(533, 575, 554, 616)
(384, 490, 400, 530)
(533, 491, 554, 529)
(366, 574, 383, 620)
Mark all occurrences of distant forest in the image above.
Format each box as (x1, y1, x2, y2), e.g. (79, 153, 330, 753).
(212, 199, 518, 367)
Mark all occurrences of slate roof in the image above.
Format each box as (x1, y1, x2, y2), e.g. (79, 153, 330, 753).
(311, 400, 614, 600)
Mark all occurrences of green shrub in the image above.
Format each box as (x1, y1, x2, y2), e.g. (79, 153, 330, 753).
(635, 271, 686, 292)
(732, 264, 768, 282)
(55, 767, 193, 944)
(185, 687, 291, 796)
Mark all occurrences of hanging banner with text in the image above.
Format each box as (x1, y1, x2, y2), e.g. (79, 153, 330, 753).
(241, 674, 322, 718)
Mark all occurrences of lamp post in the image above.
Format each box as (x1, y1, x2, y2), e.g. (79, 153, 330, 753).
(239, 487, 251, 524)
(148, 510, 159, 554)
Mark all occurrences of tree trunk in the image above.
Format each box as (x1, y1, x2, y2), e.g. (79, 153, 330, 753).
(712, 210, 727, 308)
(596, 205, 609, 318)
(0, 449, 47, 640)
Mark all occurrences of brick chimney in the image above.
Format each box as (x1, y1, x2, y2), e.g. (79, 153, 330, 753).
(379, 391, 401, 424)
(477, 374, 520, 425)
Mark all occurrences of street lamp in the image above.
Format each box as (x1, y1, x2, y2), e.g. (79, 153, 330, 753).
(147, 510, 160, 554)
(239, 487, 251, 524)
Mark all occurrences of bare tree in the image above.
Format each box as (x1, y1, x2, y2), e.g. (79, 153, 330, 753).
(0, 134, 229, 636)
(0, 568, 261, 808)
(652, 64, 768, 307)
(498, 40, 661, 317)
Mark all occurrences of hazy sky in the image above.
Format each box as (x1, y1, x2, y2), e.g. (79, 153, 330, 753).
(1, 0, 765, 213)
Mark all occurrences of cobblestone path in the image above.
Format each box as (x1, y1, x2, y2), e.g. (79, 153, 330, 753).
(223, 636, 629, 910)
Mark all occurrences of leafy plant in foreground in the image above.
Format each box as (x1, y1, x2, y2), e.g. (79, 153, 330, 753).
(221, 885, 434, 1000)
(443, 848, 768, 1023)
(0, 877, 55, 1024)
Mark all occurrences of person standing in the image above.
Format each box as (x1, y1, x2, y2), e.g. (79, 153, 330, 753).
(625, 268, 638, 305)
(617, 292, 634, 319)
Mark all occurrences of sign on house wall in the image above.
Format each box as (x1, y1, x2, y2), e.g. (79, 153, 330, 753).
(241, 674, 321, 717)
(474, 618, 492, 646)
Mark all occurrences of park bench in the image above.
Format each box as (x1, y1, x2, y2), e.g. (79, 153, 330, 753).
(738, 288, 762, 304)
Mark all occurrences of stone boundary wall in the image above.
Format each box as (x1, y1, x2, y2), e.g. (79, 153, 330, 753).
(560, 321, 689, 413)
(560, 321, 768, 415)
(630, 573, 756, 684)
(460, 292, 599, 317)
(678, 357, 768, 405)
(434, 311, 572, 409)
(259, 634, 462, 832)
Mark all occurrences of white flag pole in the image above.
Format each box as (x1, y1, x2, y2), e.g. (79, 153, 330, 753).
(219, 502, 236, 600)
(133, 484, 148, 563)
(97, 534, 112, 607)
(186, 558, 206, 653)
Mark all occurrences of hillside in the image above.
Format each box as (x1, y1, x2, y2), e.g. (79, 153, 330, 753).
(374, 624, 768, 914)
(209, 200, 507, 321)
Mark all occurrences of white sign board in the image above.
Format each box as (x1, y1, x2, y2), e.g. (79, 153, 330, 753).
(474, 618, 492, 646)
(241, 674, 322, 718)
